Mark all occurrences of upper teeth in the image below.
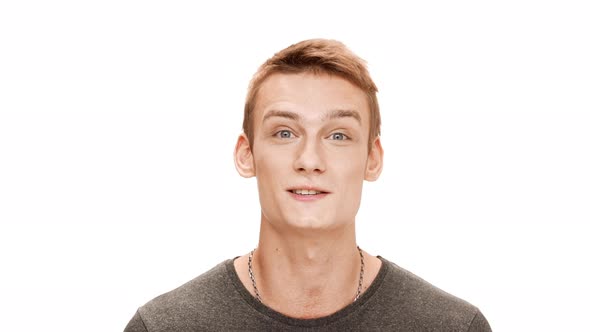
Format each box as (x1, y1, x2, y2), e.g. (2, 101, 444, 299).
(293, 189, 322, 195)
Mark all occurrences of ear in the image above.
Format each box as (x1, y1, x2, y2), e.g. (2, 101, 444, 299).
(234, 133, 256, 178)
(365, 136, 384, 181)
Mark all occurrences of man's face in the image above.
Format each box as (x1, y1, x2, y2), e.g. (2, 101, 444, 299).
(245, 72, 381, 232)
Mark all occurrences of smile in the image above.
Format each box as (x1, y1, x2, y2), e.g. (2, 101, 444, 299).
(289, 189, 326, 195)
(287, 188, 330, 202)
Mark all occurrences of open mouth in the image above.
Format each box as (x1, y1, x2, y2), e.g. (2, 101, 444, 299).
(289, 189, 327, 195)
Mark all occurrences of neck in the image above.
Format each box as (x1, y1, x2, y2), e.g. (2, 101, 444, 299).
(251, 216, 362, 318)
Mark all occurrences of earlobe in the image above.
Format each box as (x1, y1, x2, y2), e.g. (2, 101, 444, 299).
(365, 136, 384, 181)
(234, 133, 256, 178)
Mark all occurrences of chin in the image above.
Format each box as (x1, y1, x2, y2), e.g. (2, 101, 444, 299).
(283, 215, 346, 232)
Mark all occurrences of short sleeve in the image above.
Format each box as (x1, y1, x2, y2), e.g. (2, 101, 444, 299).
(467, 309, 492, 332)
(123, 310, 149, 332)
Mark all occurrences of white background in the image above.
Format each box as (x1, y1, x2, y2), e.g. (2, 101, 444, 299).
(1, 1, 588, 331)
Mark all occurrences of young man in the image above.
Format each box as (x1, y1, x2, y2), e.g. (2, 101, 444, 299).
(124, 39, 491, 331)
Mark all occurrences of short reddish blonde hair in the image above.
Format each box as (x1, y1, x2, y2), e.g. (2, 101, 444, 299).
(242, 39, 381, 151)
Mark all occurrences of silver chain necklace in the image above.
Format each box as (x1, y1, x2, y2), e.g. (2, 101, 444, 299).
(248, 246, 365, 303)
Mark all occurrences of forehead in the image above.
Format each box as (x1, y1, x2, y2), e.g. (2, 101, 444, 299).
(254, 72, 370, 124)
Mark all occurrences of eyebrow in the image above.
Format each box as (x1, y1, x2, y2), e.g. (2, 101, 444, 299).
(325, 109, 362, 124)
(262, 110, 300, 122)
(262, 109, 361, 124)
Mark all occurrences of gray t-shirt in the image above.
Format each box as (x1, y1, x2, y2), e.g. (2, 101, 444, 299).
(124, 257, 491, 331)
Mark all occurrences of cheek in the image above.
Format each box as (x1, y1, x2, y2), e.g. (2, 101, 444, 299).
(333, 156, 366, 191)
(254, 152, 289, 191)
(333, 147, 367, 172)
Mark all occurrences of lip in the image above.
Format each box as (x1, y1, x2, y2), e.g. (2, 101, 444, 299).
(286, 186, 331, 193)
(287, 191, 330, 202)
(286, 186, 331, 202)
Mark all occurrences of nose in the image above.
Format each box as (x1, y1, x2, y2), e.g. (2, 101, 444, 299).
(293, 137, 326, 174)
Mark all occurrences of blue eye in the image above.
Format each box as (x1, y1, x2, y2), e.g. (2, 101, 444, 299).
(276, 130, 293, 138)
(330, 132, 349, 140)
